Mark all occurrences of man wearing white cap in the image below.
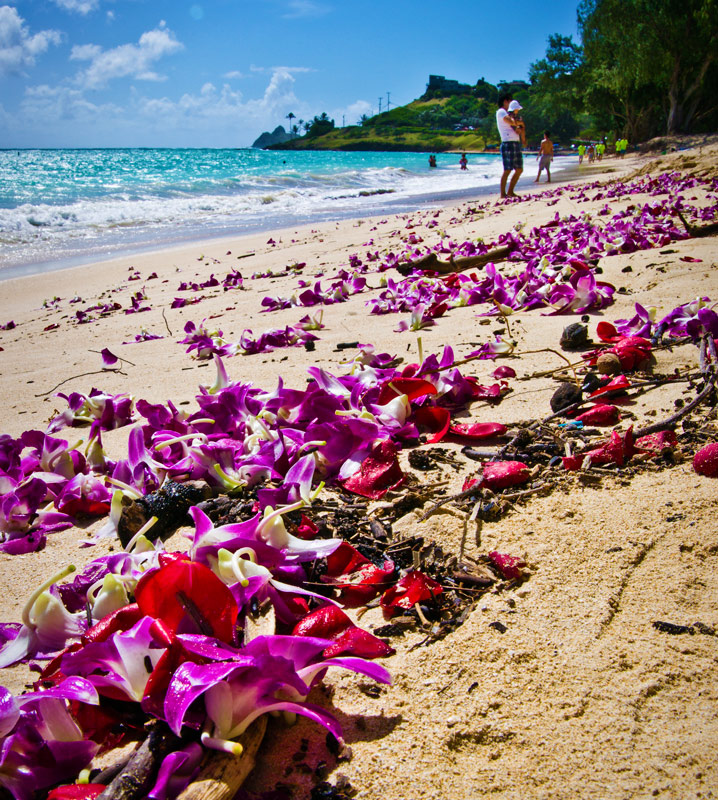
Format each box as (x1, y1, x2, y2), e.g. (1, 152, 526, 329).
(496, 94, 524, 198)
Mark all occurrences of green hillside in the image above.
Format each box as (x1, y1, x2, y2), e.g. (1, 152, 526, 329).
(268, 81, 509, 152)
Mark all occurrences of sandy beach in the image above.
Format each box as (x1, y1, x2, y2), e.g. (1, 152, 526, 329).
(1, 143, 717, 800)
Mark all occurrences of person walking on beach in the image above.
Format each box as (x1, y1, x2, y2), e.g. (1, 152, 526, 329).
(578, 143, 586, 164)
(496, 94, 523, 198)
(535, 130, 554, 183)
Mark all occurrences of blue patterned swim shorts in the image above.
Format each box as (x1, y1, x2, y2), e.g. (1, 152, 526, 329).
(501, 141, 523, 171)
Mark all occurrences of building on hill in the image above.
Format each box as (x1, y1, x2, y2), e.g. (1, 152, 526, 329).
(425, 75, 473, 97)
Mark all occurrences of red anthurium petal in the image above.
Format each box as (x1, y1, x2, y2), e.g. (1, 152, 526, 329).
(610, 336, 651, 371)
(292, 605, 394, 659)
(380, 570, 442, 617)
(142, 637, 200, 718)
(72, 701, 130, 747)
(322, 627, 395, 659)
(480, 461, 530, 490)
(82, 603, 143, 645)
(47, 785, 106, 800)
(295, 514, 318, 540)
(325, 560, 396, 607)
(589, 374, 631, 398)
(325, 541, 370, 577)
(449, 422, 508, 441)
(492, 366, 517, 379)
(563, 427, 634, 471)
(635, 430, 678, 456)
(693, 442, 718, 477)
(462, 476, 480, 492)
(412, 406, 451, 443)
(135, 560, 238, 642)
(575, 404, 619, 425)
(293, 605, 353, 639)
(596, 321, 621, 343)
(378, 377, 437, 405)
(488, 551, 526, 581)
(467, 380, 504, 401)
(341, 440, 405, 500)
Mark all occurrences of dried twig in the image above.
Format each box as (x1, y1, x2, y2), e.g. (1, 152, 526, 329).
(35, 369, 125, 397)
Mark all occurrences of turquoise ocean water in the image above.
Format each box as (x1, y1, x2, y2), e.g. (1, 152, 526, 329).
(0, 148, 568, 279)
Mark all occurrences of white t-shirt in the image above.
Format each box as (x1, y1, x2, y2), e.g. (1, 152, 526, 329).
(496, 108, 520, 143)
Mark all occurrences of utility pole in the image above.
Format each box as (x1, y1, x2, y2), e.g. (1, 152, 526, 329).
(386, 91, 391, 111)
(378, 97, 382, 114)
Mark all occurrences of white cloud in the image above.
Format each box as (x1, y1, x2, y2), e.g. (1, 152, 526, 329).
(4, 66, 312, 146)
(0, 5, 62, 76)
(223, 70, 244, 79)
(20, 83, 122, 122)
(282, 1, 330, 18)
(71, 22, 183, 88)
(51, 0, 100, 14)
(338, 99, 373, 125)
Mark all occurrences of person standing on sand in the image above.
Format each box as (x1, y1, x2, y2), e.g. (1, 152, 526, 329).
(496, 94, 523, 198)
(535, 130, 554, 183)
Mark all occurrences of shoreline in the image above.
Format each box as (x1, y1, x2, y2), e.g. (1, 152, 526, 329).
(0, 154, 598, 284)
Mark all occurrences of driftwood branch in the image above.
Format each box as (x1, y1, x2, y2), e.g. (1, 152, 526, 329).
(396, 245, 513, 276)
(676, 209, 718, 238)
(96, 722, 180, 800)
(176, 717, 267, 800)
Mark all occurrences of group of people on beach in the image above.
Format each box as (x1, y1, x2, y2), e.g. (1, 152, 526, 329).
(577, 137, 627, 164)
(434, 91, 637, 197)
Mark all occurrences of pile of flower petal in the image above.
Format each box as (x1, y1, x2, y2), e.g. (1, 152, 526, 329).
(0, 341, 525, 797)
(179, 314, 323, 359)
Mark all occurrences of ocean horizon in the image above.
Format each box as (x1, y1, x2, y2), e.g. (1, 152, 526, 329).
(0, 148, 571, 280)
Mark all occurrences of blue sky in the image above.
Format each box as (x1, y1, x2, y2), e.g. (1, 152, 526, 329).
(0, 0, 580, 148)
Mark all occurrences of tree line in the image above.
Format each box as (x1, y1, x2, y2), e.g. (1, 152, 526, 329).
(527, 0, 717, 143)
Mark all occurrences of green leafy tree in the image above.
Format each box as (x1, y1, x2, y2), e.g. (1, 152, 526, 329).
(305, 112, 335, 138)
(578, 0, 718, 136)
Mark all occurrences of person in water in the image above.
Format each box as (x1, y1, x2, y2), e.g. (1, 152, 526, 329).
(459, 153, 468, 170)
(535, 130, 554, 183)
(496, 94, 524, 198)
(428, 154, 437, 168)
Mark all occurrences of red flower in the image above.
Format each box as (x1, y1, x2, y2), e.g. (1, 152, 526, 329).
(563, 427, 635, 470)
(693, 442, 718, 477)
(295, 514, 318, 540)
(596, 321, 622, 343)
(293, 605, 394, 658)
(589, 374, 631, 398)
(134, 556, 238, 643)
(488, 551, 526, 581)
(82, 603, 143, 645)
(635, 430, 678, 456)
(47, 785, 106, 800)
(377, 377, 437, 405)
(341, 440, 405, 500)
(610, 336, 651, 371)
(322, 544, 396, 607)
(380, 570, 442, 618)
(575, 404, 619, 425)
(412, 406, 451, 443)
(449, 422, 508, 441)
(481, 461, 530, 490)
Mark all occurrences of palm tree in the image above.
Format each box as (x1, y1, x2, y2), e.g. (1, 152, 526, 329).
(286, 112, 296, 137)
